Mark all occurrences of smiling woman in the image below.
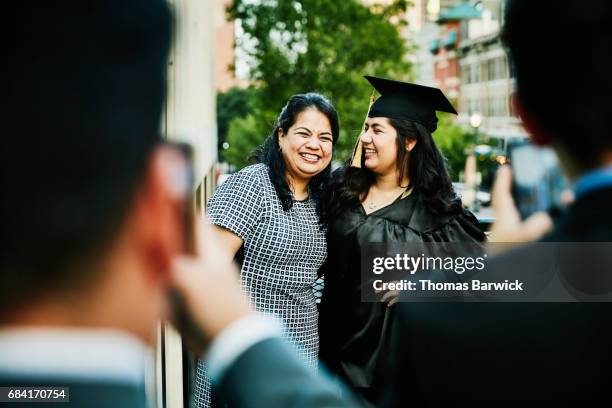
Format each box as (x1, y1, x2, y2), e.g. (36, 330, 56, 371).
(319, 77, 485, 406)
(194, 93, 339, 407)
(278, 108, 335, 200)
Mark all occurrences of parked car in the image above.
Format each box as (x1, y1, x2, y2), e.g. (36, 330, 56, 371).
(452, 182, 491, 206)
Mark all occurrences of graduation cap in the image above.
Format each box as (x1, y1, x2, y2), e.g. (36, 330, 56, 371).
(351, 76, 457, 167)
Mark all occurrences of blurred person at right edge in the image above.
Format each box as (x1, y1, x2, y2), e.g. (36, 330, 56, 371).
(318, 76, 485, 407)
(382, 0, 612, 406)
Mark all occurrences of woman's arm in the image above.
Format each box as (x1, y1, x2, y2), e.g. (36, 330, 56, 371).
(213, 225, 244, 256)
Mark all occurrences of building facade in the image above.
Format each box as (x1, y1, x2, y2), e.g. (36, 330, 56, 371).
(214, 0, 247, 92)
(457, 31, 526, 142)
(428, 0, 527, 142)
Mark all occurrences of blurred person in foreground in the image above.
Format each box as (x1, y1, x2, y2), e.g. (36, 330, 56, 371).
(0, 2, 355, 407)
(383, 0, 612, 405)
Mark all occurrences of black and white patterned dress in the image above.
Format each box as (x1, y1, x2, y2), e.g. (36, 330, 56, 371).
(193, 163, 327, 407)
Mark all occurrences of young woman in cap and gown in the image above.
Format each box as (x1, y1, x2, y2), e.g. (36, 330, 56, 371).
(318, 76, 485, 406)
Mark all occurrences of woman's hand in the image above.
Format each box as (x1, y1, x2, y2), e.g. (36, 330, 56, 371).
(379, 281, 400, 307)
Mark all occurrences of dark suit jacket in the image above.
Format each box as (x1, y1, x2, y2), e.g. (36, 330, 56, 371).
(216, 337, 358, 407)
(383, 187, 612, 405)
(0, 377, 147, 408)
(2, 337, 355, 408)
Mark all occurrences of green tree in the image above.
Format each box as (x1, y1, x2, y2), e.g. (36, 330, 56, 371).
(217, 86, 256, 161)
(434, 114, 476, 181)
(225, 0, 413, 168)
(224, 114, 264, 167)
(435, 113, 496, 182)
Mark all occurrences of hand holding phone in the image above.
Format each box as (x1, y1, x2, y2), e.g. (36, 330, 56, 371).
(170, 220, 251, 356)
(489, 165, 553, 243)
(508, 141, 570, 220)
(161, 142, 251, 355)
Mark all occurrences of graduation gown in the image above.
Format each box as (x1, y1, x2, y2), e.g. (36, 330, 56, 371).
(318, 191, 485, 406)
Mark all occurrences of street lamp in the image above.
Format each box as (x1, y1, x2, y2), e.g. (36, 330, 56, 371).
(465, 112, 483, 212)
(469, 112, 482, 133)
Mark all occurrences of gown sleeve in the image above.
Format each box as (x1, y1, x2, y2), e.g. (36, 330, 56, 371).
(418, 208, 486, 243)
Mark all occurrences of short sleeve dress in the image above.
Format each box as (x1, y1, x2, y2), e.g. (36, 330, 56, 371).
(194, 163, 327, 407)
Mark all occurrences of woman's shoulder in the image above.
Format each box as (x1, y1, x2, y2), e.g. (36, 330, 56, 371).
(234, 162, 268, 178)
(456, 207, 486, 237)
(382, 195, 480, 234)
(211, 163, 273, 202)
(415, 203, 485, 242)
(207, 163, 271, 240)
(223, 163, 270, 186)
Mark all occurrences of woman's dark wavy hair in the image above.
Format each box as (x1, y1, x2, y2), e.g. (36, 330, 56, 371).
(325, 118, 460, 222)
(250, 92, 339, 223)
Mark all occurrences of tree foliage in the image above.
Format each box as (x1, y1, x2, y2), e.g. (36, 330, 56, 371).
(225, 0, 413, 168)
(217, 86, 256, 161)
(434, 113, 494, 182)
(224, 114, 262, 167)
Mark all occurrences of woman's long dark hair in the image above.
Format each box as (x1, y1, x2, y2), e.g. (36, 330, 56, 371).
(250, 93, 339, 222)
(325, 118, 460, 221)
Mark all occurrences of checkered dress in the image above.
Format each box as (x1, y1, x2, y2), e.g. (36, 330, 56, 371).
(193, 163, 327, 407)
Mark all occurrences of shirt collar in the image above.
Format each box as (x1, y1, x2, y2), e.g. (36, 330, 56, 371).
(0, 327, 150, 385)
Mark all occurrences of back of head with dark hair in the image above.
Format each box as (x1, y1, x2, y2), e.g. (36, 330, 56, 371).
(1, 1, 172, 312)
(502, 0, 612, 169)
(251, 92, 340, 222)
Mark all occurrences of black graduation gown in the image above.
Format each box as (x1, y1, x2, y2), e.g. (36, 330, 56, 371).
(318, 192, 485, 406)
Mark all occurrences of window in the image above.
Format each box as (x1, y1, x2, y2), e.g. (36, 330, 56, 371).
(487, 56, 509, 81)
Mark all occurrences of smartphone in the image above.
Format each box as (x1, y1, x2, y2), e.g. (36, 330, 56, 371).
(174, 142, 196, 255)
(161, 142, 209, 352)
(160, 141, 196, 254)
(508, 140, 570, 220)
